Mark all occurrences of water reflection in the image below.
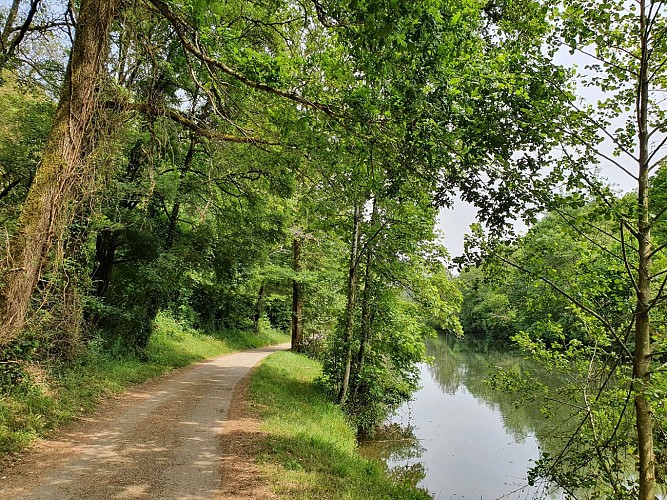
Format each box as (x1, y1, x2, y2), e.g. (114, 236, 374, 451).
(362, 336, 563, 499)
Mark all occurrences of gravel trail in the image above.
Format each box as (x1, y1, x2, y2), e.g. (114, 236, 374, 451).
(0, 343, 290, 500)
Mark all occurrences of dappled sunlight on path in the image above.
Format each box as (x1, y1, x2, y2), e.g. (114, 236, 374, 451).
(0, 344, 289, 500)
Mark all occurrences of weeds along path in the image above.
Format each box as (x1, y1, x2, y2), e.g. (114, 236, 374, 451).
(0, 343, 290, 500)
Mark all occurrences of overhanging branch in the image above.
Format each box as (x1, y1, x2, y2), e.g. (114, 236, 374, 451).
(104, 100, 279, 144)
(146, 0, 339, 118)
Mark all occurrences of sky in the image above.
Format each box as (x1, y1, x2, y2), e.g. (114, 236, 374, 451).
(438, 163, 637, 259)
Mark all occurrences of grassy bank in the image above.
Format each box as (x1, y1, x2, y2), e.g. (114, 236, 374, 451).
(0, 313, 288, 456)
(247, 351, 430, 500)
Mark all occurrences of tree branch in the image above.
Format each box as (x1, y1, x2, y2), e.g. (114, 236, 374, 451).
(146, 0, 339, 118)
(103, 100, 280, 144)
(495, 253, 633, 358)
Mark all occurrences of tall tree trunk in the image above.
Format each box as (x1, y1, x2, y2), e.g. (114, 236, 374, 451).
(351, 247, 372, 400)
(352, 198, 377, 400)
(338, 203, 362, 404)
(635, 3, 656, 497)
(0, 0, 120, 343)
(291, 236, 304, 351)
(91, 229, 119, 299)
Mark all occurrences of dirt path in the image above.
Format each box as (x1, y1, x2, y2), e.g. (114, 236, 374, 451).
(0, 343, 289, 500)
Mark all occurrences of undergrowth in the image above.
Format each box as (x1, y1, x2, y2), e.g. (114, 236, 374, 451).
(0, 312, 288, 457)
(248, 351, 430, 499)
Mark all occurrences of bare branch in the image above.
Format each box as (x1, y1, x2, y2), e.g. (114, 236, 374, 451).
(621, 222, 641, 295)
(647, 269, 667, 311)
(551, 206, 625, 262)
(4, 0, 42, 60)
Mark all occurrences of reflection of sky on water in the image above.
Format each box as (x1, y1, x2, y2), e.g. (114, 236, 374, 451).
(385, 363, 559, 499)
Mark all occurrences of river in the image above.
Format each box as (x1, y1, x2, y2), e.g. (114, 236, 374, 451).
(361, 336, 576, 499)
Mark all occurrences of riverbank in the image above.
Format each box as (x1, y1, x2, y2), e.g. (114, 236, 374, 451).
(0, 313, 288, 458)
(241, 351, 430, 499)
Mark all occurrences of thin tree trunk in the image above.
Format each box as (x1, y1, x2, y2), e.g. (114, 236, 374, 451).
(0, 0, 20, 48)
(635, 3, 656, 497)
(338, 203, 362, 404)
(254, 283, 266, 332)
(352, 247, 372, 400)
(0, 0, 41, 70)
(291, 236, 304, 351)
(165, 135, 197, 250)
(352, 198, 377, 400)
(0, 0, 120, 343)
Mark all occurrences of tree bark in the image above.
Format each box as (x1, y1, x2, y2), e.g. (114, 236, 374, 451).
(291, 236, 304, 351)
(0, 0, 20, 47)
(351, 247, 372, 400)
(254, 283, 266, 332)
(0, 0, 41, 70)
(352, 198, 377, 400)
(0, 0, 120, 343)
(635, 3, 656, 497)
(91, 229, 119, 299)
(338, 203, 362, 404)
(165, 135, 197, 250)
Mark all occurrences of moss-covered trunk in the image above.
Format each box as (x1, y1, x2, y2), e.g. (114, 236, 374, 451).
(0, 0, 119, 343)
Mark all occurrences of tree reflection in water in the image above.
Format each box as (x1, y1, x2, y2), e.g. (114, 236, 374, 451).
(361, 335, 568, 499)
(360, 423, 427, 489)
(362, 335, 667, 498)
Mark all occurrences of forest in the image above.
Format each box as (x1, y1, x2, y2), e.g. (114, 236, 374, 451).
(0, 0, 665, 498)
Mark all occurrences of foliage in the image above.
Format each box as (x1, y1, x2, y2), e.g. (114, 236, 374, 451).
(459, 202, 635, 344)
(459, 195, 667, 497)
(247, 351, 430, 499)
(0, 0, 577, 471)
(0, 79, 55, 231)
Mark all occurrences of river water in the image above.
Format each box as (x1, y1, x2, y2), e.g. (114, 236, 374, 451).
(362, 336, 566, 499)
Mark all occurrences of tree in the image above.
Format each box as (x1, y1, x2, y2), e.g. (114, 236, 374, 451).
(0, 0, 336, 345)
(457, 0, 667, 494)
(540, 0, 667, 495)
(1, 0, 120, 343)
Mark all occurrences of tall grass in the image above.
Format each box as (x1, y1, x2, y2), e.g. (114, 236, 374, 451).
(0, 313, 288, 456)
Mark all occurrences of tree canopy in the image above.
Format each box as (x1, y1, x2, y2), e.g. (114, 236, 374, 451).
(4, 0, 665, 497)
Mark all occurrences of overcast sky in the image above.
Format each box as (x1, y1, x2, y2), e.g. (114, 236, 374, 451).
(438, 161, 637, 259)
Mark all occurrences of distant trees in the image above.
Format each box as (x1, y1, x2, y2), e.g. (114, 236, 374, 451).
(460, 192, 667, 496)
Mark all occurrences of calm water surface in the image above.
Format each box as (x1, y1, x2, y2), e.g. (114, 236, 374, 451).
(362, 336, 562, 499)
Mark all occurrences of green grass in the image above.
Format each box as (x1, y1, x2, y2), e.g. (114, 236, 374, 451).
(247, 351, 431, 500)
(0, 313, 288, 457)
